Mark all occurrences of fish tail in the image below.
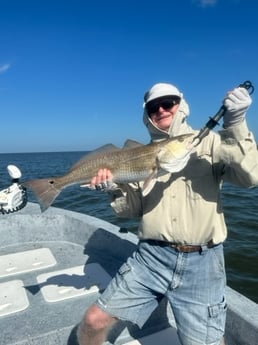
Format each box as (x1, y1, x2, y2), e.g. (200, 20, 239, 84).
(23, 178, 62, 212)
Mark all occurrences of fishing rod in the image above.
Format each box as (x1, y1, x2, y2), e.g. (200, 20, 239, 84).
(193, 80, 255, 146)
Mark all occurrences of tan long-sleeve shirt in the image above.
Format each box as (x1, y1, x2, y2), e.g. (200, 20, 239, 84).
(110, 120, 258, 245)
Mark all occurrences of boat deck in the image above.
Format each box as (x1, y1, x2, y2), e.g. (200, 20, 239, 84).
(0, 203, 257, 345)
(0, 203, 181, 345)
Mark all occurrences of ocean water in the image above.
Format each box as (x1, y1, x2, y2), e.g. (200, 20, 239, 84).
(0, 151, 257, 304)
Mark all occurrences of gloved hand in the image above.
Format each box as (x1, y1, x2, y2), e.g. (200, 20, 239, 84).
(223, 87, 252, 128)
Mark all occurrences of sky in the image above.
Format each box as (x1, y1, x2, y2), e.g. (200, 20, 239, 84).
(0, 0, 258, 153)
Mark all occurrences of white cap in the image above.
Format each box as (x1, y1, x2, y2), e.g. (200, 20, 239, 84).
(144, 83, 182, 104)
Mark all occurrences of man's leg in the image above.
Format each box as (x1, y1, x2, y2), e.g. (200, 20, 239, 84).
(77, 304, 117, 345)
(77, 240, 179, 344)
(167, 245, 227, 345)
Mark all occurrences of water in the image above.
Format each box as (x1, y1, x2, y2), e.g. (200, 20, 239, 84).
(0, 151, 257, 304)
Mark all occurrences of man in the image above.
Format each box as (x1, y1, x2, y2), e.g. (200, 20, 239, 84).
(77, 82, 258, 345)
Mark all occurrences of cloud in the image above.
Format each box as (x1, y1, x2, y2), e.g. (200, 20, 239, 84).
(0, 63, 11, 74)
(193, 0, 218, 7)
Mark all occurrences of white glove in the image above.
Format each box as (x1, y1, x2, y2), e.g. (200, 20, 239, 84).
(223, 87, 252, 128)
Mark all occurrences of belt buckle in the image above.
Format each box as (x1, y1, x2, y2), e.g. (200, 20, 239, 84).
(168, 240, 217, 253)
(171, 244, 201, 253)
(170, 244, 201, 253)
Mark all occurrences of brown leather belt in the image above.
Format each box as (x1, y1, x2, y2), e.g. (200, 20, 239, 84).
(150, 240, 218, 253)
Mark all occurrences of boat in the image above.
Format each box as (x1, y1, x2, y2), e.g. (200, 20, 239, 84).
(0, 202, 257, 345)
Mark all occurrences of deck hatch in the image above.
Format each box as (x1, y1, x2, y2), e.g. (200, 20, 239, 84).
(37, 263, 111, 302)
(0, 280, 29, 317)
(0, 248, 57, 278)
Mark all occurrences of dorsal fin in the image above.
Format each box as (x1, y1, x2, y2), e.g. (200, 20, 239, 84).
(71, 144, 120, 170)
(123, 139, 144, 149)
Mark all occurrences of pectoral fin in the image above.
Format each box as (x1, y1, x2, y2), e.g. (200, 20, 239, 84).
(142, 169, 158, 196)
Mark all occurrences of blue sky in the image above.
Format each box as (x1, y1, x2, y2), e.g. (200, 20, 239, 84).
(1, 0, 257, 153)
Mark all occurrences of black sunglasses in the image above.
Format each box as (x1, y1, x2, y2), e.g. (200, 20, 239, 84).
(146, 96, 181, 116)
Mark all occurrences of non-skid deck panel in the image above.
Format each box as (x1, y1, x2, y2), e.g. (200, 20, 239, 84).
(123, 327, 180, 345)
(0, 248, 57, 278)
(0, 280, 29, 317)
(37, 263, 112, 302)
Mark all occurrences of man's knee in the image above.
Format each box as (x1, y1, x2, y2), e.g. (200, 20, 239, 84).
(82, 304, 117, 331)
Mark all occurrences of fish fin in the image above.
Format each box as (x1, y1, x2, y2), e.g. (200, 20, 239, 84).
(71, 144, 120, 169)
(23, 178, 61, 212)
(89, 143, 120, 153)
(122, 139, 144, 149)
(159, 152, 191, 173)
(141, 169, 158, 196)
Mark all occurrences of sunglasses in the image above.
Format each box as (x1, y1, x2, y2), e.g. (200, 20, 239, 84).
(146, 96, 181, 116)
